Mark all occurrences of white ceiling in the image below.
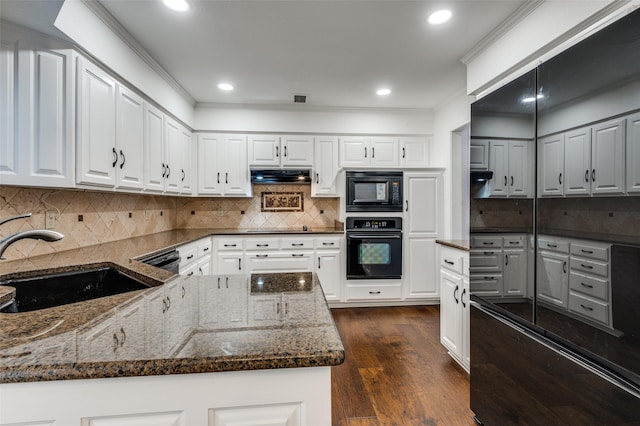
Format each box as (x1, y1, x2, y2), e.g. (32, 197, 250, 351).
(1, 0, 532, 110)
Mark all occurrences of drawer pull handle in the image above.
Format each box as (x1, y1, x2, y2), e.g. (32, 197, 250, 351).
(547, 243, 557, 248)
(482, 242, 494, 245)
(369, 291, 381, 295)
(291, 243, 304, 247)
(509, 241, 519, 245)
(581, 249, 593, 254)
(187, 271, 194, 277)
(444, 259, 454, 265)
(187, 254, 194, 260)
(580, 304, 594, 311)
(257, 244, 269, 247)
(292, 254, 304, 257)
(580, 264, 593, 269)
(224, 244, 237, 247)
(580, 282, 594, 289)
(203, 247, 210, 252)
(256, 254, 268, 258)
(322, 242, 335, 246)
(483, 276, 496, 281)
(483, 251, 494, 255)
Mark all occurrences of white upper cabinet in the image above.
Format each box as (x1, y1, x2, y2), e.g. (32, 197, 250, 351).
(311, 136, 339, 197)
(404, 171, 442, 237)
(591, 118, 625, 195)
(627, 112, 640, 193)
(563, 127, 591, 196)
(486, 140, 531, 198)
(6, 43, 75, 188)
(198, 133, 251, 196)
(248, 135, 313, 168)
(115, 85, 144, 190)
(339, 136, 403, 168)
(143, 102, 166, 192)
(179, 127, 193, 194)
(400, 137, 430, 168)
(77, 57, 117, 187)
(538, 134, 565, 197)
(487, 140, 508, 197)
(164, 116, 182, 194)
(469, 140, 489, 170)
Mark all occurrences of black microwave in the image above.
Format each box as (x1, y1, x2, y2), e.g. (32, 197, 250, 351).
(345, 171, 403, 212)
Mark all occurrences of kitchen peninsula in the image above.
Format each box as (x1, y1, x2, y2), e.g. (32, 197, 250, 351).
(0, 230, 344, 425)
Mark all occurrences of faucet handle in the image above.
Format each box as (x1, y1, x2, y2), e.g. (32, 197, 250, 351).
(0, 213, 32, 227)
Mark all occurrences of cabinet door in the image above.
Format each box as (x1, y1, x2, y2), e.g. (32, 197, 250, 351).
(250, 296, 281, 325)
(281, 135, 313, 167)
(143, 103, 165, 192)
(117, 300, 146, 359)
(507, 141, 531, 197)
(199, 277, 221, 328)
(78, 318, 117, 362)
(404, 172, 442, 237)
(198, 133, 224, 195)
(370, 137, 399, 167)
(405, 238, 438, 299)
(164, 117, 182, 194)
(77, 58, 117, 187)
(198, 257, 211, 276)
(461, 278, 470, 370)
(469, 140, 489, 170)
(400, 137, 429, 167)
(339, 136, 369, 167)
(563, 127, 591, 196)
(115, 85, 144, 190)
(224, 135, 251, 196)
(0, 39, 17, 181)
(316, 250, 341, 301)
(20, 48, 74, 187)
(312, 136, 338, 196)
(249, 135, 280, 166)
(538, 134, 564, 196)
(179, 128, 193, 194)
(627, 112, 640, 193)
(440, 269, 462, 357)
(503, 249, 527, 297)
(537, 251, 569, 308)
(217, 253, 244, 274)
(488, 140, 508, 197)
(591, 118, 626, 195)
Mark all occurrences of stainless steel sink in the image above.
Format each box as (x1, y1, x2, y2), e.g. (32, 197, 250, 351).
(0, 267, 151, 313)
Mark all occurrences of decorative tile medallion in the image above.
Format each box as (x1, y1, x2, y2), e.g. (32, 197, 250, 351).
(261, 192, 304, 212)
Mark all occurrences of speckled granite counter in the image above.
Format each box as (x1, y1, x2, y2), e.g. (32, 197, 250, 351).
(436, 240, 470, 251)
(0, 228, 345, 384)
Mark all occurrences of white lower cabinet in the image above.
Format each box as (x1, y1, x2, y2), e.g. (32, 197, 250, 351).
(249, 292, 316, 326)
(81, 412, 185, 426)
(179, 237, 212, 277)
(404, 238, 438, 299)
(537, 249, 569, 309)
(199, 275, 248, 329)
(211, 403, 302, 426)
(438, 244, 469, 371)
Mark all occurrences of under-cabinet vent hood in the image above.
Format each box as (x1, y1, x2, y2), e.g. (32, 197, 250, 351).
(470, 171, 493, 184)
(251, 169, 311, 184)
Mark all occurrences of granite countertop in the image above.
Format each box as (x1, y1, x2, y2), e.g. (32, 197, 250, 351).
(436, 240, 470, 251)
(0, 228, 345, 384)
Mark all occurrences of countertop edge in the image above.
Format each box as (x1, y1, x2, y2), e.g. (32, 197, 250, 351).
(436, 240, 470, 251)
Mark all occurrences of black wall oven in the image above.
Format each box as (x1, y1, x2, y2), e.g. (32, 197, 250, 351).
(346, 171, 403, 212)
(346, 217, 402, 279)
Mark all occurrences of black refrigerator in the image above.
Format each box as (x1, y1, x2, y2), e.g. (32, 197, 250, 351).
(469, 7, 640, 424)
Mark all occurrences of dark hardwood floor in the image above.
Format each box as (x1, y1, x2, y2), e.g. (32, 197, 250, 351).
(331, 306, 475, 425)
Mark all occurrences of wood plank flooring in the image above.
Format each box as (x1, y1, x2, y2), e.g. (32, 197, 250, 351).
(331, 306, 476, 425)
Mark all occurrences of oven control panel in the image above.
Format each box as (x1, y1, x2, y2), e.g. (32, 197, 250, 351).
(346, 217, 402, 231)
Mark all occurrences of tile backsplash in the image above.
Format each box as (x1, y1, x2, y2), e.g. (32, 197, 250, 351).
(0, 185, 338, 261)
(470, 198, 534, 230)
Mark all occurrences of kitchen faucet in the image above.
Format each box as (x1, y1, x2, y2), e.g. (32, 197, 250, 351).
(0, 213, 64, 259)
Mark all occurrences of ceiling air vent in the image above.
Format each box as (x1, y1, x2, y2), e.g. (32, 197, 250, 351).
(293, 94, 307, 104)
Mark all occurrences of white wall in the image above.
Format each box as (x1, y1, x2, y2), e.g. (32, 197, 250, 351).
(466, 0, 621, 95)
(472, 114, 534, 139)
(194, 104, 433, 135)
(433, 90, 474, 239)
(54, 0, 194, 126)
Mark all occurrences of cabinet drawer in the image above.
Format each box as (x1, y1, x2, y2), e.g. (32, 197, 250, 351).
(214, 238, 244, 251)
(570, 242, 609, 261)
(471, 236, 502, 249)
(315, 236, 342, 249)
(570, 257, 608, 277)
(538, 238, 569, 253)
(198, 239, 212, 257)
(469, 250, 501, 272)
(280, 237, 314, 250)
(179, 246, 198, 265)
(440, 249, 464, 275)
(568, 292, 609, 325)
(569, 271, 609, 300)
(346, 284, 402, 301)
(469, 274, 503, 297)
(503, 235, 525, 248)
(246, 252, 312, 272)
(245, 238, 280, 250)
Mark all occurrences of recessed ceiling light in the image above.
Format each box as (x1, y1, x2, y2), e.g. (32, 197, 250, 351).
(522, 94, 544, 103)
(163, 0, 190, 12)
(218, 83, 234, 91)
(428, 9, 452, 25)
(376, 88, 392, 96)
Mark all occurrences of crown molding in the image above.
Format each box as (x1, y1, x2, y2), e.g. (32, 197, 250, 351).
(194, 102, 433, 115)
(81, 0, 195, 105)
(460, 0, 545, 65)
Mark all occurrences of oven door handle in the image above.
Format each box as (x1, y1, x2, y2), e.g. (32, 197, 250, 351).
(347, 233, 402, 239)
